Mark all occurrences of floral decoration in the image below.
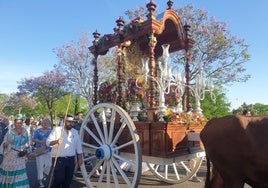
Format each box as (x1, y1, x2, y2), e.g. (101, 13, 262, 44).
(163, 109, 207, 129)
(164, 85, 181, 107)
(98, 81, 117, 103)
(125, 78, 145, 103)
(124, 17, 144, 35)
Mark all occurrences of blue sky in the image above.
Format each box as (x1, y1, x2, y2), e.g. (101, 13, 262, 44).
(0, 0, 267, 110)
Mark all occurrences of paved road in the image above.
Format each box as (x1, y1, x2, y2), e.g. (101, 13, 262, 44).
(26, 156, 207, 188)
(26, 156, 87, 188)
(26, 157, 252, 188)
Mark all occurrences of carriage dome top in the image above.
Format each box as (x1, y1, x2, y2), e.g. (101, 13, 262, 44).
(88, 0, 194, 57)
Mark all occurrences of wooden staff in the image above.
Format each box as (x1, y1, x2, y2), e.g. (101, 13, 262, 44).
(48, 94, 72, 188)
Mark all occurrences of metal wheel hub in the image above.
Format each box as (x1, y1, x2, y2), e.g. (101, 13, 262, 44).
(95, 144, 112, 160)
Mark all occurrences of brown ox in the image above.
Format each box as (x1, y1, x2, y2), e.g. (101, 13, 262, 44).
(200, 115, 268, 188)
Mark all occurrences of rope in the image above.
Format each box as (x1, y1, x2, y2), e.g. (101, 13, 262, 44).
(48, 94, 72, 188)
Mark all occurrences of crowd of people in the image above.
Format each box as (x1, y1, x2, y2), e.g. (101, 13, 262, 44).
(0, 112, 84, 188)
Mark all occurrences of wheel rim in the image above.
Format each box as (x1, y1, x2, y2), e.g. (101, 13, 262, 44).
(147, 157, 203, 184)
(79, 103, 142, 188)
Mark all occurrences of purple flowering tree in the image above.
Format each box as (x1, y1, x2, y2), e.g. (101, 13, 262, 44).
(6, 92, 38, 115)
(124, 4, 250, 116)
(125, 4, 250, 86)
(18, 70, 68, 121)
(174, 4, 250, 85)
(53, 34, 117, 108)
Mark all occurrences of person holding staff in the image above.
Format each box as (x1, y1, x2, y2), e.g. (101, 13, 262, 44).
(46, 114, 83, 188)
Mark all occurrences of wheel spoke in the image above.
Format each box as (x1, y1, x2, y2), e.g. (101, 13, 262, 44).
(112, 158, 132, 187)
(88, 159, 103, 179)
(84, 126, 102, 146)
(108, 109, 116, 144)
(82, 142, 99, 150)
(180, 161, 191, 173)
(90, 113, 105, 143)
(113, 153, 136, 166)
(83, 153, 96, 163)
(106, 160, 111, 186)
(111, 120, 127, 145)
(97, 160, 107, 186)
(165, 165, 168, 179)
(109, 160, 119, 187)
(151, 164, 160, 172)
(99, 109, 109, 143)
(172, 162, 180, 180)
(114, 140, 134, 150)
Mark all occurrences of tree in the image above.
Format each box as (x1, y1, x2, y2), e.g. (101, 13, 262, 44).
(232, 102, 252, 115)
(200, 89, 231, 119)
(18, 70, 68, 122)
(124, 6, 147, 20)
(125, 4, 250, 84)
(54, 94, 89, 120)
(53, 34, 117, 108)
(124, 4, 250, 117)
(0, 93, 8, 114)
(174, 4, 250, 86)
(232, 102, 268, 116)
(253, 103, 268, 115)
(3, 92, 38, 117)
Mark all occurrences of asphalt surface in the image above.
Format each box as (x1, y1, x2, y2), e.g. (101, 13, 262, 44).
(26, 156, 86, 188)
(26, 156, 207, 188)
(26, 157, 254, 188)
(27, 157, 254, 188)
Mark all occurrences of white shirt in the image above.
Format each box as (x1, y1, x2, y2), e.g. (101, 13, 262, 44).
(46, 127, 83, 157)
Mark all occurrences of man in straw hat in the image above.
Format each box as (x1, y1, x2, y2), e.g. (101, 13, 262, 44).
(46, 114, 83, 188)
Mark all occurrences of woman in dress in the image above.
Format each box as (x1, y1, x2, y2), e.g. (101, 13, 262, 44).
(32, 118, 52, 188)
(0, 115, 30, 187)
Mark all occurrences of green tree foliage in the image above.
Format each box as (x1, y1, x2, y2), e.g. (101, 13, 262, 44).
(0, 93, 8, 114)
(17, 70, 68, 122)
(200, 90, 231, 119)
(232, 102, 268, 116)
(3, 92, 38, 117)
(253, 103, 268, 115)
(54, 94, 88, 119)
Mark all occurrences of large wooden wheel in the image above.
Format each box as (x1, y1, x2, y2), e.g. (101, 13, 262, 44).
(79, 103, 142, 188)
(146, 154, 204, 184)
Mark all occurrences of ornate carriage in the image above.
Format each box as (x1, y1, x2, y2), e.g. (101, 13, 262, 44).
(78, 1, 205, 187)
